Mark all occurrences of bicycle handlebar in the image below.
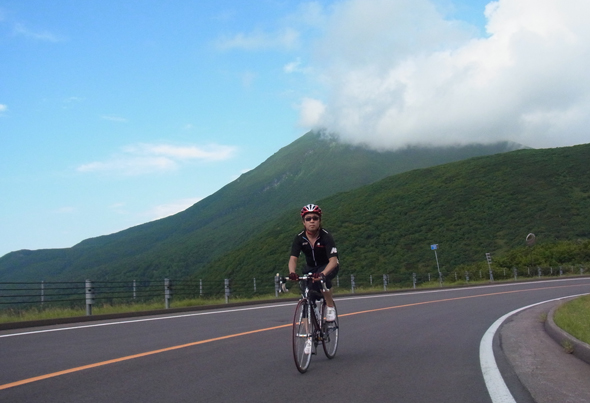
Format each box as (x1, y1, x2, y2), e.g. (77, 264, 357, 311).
(278, 274, 329, 293)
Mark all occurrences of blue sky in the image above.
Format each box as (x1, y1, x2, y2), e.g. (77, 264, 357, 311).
(1, 0, 589, 257)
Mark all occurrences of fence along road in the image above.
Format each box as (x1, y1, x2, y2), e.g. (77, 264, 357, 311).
(1, 278, 589, 403)
(2, 266, 585, 314)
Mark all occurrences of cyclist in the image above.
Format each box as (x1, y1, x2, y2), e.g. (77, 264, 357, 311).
(288, 204, 339, 321)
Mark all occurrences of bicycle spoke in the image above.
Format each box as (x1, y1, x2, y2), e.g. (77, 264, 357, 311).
(292, 300, 313, 373)
(321, 302, 339, 359)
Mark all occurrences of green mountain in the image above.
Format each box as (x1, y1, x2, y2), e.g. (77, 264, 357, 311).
(193, 142, 590, 286)
(0, 131, 521, 282)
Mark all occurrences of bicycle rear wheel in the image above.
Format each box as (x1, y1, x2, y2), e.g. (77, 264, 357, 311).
(321, 302, 339, 359)
(292, 299, 313, 373)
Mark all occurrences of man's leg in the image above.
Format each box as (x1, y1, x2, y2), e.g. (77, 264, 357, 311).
(322, 289, 335, 307)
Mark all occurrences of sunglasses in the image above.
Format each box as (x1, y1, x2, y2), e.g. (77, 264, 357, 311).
(304, 215, 320, 222)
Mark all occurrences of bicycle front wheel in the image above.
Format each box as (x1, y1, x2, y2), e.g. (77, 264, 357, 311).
(292, 299, 313, 373)
(321, 302, 339, 359)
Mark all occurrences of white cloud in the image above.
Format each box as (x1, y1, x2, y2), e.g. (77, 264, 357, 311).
(77, 143, 237, 175)
(284, 57, 312, 74)
(123, 143, 236, 161)
(215, 27, 300, 51)
(101, 115, 128, 123)
(145, 197, 202, 221)
(298, 97, 326, 127)
(13, 23, 63, 42)
(0, 104, 6, 113)
(301, 0, 590, 150)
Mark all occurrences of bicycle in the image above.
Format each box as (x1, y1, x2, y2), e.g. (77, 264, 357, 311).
(280, 274, 339, 373)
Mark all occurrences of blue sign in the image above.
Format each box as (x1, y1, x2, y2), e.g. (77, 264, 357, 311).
(431, 244, 438, 250)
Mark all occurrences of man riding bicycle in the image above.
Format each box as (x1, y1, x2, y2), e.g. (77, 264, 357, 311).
(288, 204, 339, 321)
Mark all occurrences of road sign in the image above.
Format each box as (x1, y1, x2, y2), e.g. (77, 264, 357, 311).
(431, 244, 438, 250)
(486, 252, 492, 264)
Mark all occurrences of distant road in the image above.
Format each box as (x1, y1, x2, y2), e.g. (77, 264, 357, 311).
(1, 278, 589, 403)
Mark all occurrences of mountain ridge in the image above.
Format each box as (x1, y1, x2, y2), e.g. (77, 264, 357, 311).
(0, 131, 523, 282)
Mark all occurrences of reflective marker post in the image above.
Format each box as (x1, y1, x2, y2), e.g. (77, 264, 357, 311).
(165, 278, 171, 309)
(486, 253, 494, 282)
(85, 280, 94, 316)
(224, 279, 230, 304)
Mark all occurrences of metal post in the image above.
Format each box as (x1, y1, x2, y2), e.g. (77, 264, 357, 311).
(370, 275, 373, 286)
(224, 279, 230, 303)
(253, 278, 257, 293)
(41, 281, 45, 305)
(274, 274, 279, 297)
(351, 274, 355, 294)
(514, 267, 517, 281)
(164, 278, 171, 309)
(559, 266, 563, 276)
(538, 267, 542, 278)
(337, 275, 340, 288)
(133, 280, 137, 300)
(383, 274, 388, 291)
(465, 271, 469, 283)
(431, 244, 442, 287)
(412, 273, 416, 289)
(85, 279, 94, 316)
(200, 279, 203, 297)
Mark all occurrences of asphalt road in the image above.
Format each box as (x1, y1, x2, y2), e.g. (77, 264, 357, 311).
(1, 278, 589, 403)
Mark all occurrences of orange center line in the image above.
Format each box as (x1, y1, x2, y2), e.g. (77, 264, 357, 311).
(1, 282, 586, 390)
(0, 324, 291, 391)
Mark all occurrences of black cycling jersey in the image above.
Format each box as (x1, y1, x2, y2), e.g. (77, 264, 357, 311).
(290, 228, 339, 269)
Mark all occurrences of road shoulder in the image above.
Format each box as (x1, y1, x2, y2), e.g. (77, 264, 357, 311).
(498, 300, 590, 403)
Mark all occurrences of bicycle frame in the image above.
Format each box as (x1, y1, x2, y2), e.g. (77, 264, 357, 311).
(281, 274, 339, 373)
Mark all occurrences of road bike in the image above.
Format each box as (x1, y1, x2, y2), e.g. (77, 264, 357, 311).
(280, 274, 339, 373)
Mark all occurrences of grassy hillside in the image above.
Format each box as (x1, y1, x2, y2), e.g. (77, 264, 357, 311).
(193, 143, 590, 284)
(0, 131, 520, 282)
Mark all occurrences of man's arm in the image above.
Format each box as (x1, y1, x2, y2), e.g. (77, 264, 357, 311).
(322, 256, 339, 277)
(288, 255, 298, 274)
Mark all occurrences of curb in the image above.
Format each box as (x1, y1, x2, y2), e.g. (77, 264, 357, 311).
(545, 300, 590, 366)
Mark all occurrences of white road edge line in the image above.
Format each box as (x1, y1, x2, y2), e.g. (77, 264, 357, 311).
(0, 302, 298, 338)
(480, 293, 589, 403)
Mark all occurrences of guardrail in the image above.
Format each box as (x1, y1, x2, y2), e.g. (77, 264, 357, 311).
(0, 265, 586, 315)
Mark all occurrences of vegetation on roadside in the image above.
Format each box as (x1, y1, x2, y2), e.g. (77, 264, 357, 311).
(553, 295, 590, 345)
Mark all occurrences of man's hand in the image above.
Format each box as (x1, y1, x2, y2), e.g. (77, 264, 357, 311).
(311, 272, 325, 281)
(289, 272, 299, 281)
